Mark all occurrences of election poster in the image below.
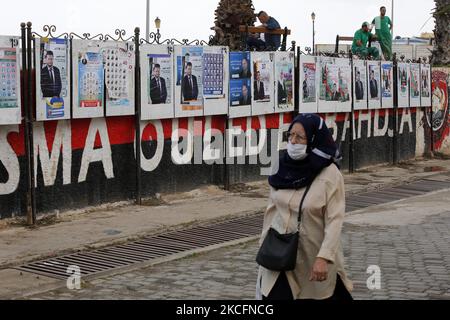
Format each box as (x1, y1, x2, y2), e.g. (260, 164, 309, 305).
(35, 38, 71, 121)
(367, 60, 382, 110)
(318, 56, 338, 113)
(410, 63, 421, 107)
(353, 59, 368, 110)
(299, 55, 318, 114)
(335, 58, 352, 113)
(275, 51, 295, 113)
(203, 46, 228, 116)
(229, 51, 251, 118)
(102, 41, 135, 117)
(72, 40, 105, 119)
(381, 61, 394, 109)
(140, 44, 174, 120)
(420, 63, 432, 107)
(0, 36, 21, 125)
(175, 46, 204, 118)
(397, 62, 410, 108)
(251, 51, 275, 116)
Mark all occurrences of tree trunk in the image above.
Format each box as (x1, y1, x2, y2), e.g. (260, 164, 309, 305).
(432, 0, 450, 66)
(209, 0, 256, 50)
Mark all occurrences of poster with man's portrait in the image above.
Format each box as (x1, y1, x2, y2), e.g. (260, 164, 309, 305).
(367, 60, 381, 110)
(0, 36, 21, 125)
(251, 51, 275, 116)
(275, 51, 295, 113)
(229, 51, 252, 118)
(420, 64, 432, 107)
(175, 46, 204, 118)
(35, 38, 71, 121)
(381, 61, 393, 109)
(299, 55, 317, 114)
(410, 63, 422, 107)
(335, 58, 352, 112)
(140, 44, 174, 120)
(397, 63, 410, 108)
(318, 56, 336, 113)
(353, 59, 367, 110)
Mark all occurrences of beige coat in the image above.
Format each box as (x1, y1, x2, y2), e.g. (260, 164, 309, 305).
(257, 164, 353, 300)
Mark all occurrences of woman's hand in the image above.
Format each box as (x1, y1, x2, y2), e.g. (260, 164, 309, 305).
(309, 258, 329, 282)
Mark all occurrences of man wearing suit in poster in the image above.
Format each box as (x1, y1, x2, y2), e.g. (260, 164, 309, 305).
(182, 62, 198, 101)
(239, 58, 251, 78)
(41, 50, 62, 98)
(254, 71, 265, 100)
(150, 64, 167, 104)
(239, 84, 251, 106)
(369, 69, 378, 98)
(355, 70, 364, 100)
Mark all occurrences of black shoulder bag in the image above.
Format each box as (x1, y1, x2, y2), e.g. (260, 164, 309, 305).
(256, 183, 312, 271)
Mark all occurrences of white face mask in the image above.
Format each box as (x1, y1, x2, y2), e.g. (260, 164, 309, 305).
(287, 142, 308, 160)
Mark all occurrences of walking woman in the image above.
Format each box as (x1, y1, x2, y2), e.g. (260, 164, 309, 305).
(256, 114, 353, 300)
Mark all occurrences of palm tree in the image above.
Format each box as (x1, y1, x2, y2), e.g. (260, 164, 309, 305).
(432, 0, 450, 65)
(209, 0, 256, 50)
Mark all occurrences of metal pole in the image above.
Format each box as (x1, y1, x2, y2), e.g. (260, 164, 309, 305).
(393, 53, 399, 165)
(296, 46, 301, 115)
(21, 23, 32, 225)
(312, 20, 315, 55)
(134, 28, 142, 205)
(223, 118, 230, 191)
(146, 0, 150, 41)
(25, 22, 36, 225)
(349, 51, 355, 173)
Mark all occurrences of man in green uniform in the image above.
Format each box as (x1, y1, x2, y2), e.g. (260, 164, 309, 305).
(352, 22, 379, 59)
(372, 6, 393, 60)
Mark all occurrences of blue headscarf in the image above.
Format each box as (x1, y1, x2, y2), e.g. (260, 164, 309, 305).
(269, 114, 341, 190)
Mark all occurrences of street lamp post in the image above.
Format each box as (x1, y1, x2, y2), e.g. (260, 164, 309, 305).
(311, 12, 316, 55)
(146, 0, 150, 41)
(155, 16, 161, 43)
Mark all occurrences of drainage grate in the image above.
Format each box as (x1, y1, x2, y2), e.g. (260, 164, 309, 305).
(14, 176, 450, 280)
(14, 215, 264, 280)
(345, 177, 450, 212)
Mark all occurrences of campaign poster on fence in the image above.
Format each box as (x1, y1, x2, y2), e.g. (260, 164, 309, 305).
(275, 51, 295, 113)
(0, 36, 21, 125)
(35, 38, 70, 121)
(353, 59, 368, 110)
(381, 61, 394, 109)
(251, 51, 274, 116)
(140, 44, 174, 120)
(72, 40, 105, 118)
(367, 61, 381, 110)
(421, 64, 432, 107)
(175, 46, 204, 117)
(318, 56, 337, 113)
(203, 46, 228, 116)
(397, 63, 410, 108)
(410, 63, 421, 107)
(335, 58, 352, 112)
(229, 51, 251, 118)
(102, 41, 135, 117)
(299, 55, 317, 114)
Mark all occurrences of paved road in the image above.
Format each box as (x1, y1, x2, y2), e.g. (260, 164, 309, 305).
(29, 191, 450, 300)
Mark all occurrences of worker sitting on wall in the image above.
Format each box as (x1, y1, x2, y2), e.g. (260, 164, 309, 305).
(351, 22, 379, 59)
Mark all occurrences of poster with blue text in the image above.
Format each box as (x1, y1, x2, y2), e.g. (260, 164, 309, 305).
(229, 51, 251, 118)
(35, 38, 71, 121)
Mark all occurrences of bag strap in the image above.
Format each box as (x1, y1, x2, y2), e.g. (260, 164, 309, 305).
(297, 182, 313, 224)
